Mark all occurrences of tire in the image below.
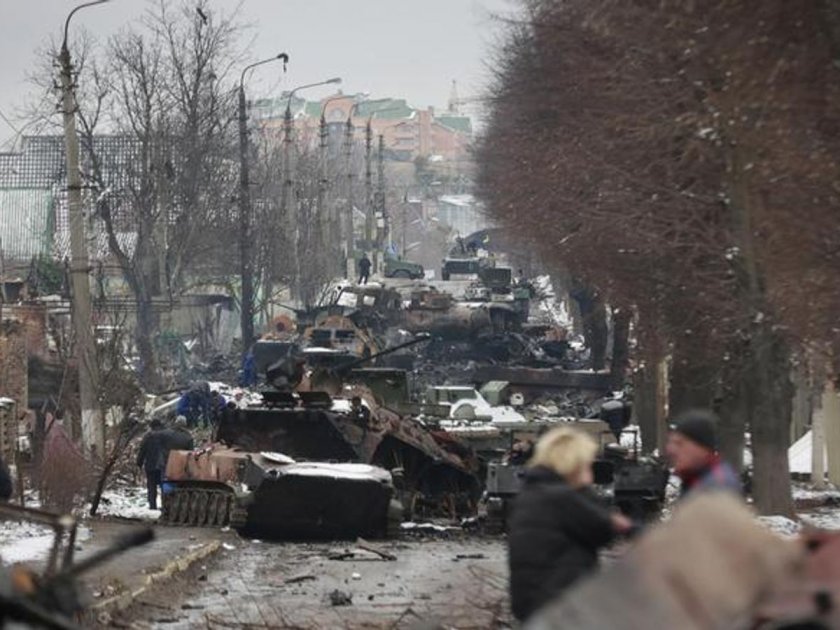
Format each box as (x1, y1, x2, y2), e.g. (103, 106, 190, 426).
(393, 270, 411, 279)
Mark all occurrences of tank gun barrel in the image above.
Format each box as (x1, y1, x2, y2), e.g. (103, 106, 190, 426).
(338, 333, 431, 372)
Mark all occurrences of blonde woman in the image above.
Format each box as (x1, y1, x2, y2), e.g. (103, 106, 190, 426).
(508, 426, 634, 622)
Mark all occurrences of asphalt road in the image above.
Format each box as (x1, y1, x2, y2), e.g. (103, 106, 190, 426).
(107, 531, 511, 629)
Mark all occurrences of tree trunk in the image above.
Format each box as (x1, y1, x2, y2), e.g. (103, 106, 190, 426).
(717, 365, 747, 475)
(135, 291, 161, 392)
(669, 335, 718, 413)
(570, 279, 608, 371)
(610, 307, 631, 387)
(749, 325, 794, 517)
(634, 358, 668, 455)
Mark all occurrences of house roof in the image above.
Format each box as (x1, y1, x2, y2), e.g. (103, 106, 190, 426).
(437, 115, 473, 134)
(354, 99, 414, 120)
(0, 188, 54, 262)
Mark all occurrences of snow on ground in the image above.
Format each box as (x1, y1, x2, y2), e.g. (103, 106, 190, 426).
(0, 520, 56, 564)
(758, 515, 801, 537)
(800, 508, 840, 531)
(0, 519, 90, 565)
(792, 481, 840, 502)
(93, 487, 160, 522)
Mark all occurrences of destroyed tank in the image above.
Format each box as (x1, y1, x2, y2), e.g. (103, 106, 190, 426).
(481, 425, 669, 533)
(161, 337, 481, 538)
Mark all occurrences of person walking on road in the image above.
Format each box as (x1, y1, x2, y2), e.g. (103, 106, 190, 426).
(136, 419, 169, 510)
(666, 408, 741, 497)
(357, 253, 371, 285)
(507, 426, 635, 622)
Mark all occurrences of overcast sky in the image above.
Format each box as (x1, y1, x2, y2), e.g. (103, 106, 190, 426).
(0, 0, 515, 149)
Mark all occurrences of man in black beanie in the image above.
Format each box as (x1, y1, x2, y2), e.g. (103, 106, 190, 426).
(666, 409, 741, 497)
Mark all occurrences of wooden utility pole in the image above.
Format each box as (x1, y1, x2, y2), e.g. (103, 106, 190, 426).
(59, 4, 106, 456)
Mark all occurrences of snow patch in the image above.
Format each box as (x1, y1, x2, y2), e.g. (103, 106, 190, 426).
(94, 487, 161, 521)
(0, 521, 55, 565)
(281, 462, 392, 483)
(757, 515, 800, 537)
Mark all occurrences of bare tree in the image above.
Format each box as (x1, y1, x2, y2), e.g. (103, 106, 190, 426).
(71, 0, 241, 390)
(478, 0, 840, 515)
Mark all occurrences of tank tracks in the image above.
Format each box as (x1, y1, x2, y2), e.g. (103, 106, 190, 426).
(161, 487, 248, 529)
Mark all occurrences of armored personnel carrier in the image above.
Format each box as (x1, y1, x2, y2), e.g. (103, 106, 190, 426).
(161, 339, 480, 538)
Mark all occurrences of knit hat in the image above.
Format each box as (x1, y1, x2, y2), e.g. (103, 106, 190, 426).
(174, 415, 188, 428)
(670, 409, 719, 451)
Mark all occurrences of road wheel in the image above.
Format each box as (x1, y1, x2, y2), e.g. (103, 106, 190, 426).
(196, 492, 210, 526)
(215, 494, 231, 526)
(207, 493, 220, 525)
(175, 491, 190, 524)
(393, 270, 411, 279)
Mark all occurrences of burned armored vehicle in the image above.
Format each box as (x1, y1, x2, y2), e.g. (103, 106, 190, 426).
(162, 340, 480, 539)
(162, 392, 401, 539)
(481, 424, 669, 533)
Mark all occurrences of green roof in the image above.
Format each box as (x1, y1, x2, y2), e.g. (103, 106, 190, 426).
(354, 99, 414, 120)
(0, 188, 54, 261)
(437, 115, 473, 134)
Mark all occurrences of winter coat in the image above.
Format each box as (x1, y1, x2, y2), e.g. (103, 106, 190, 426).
(162, 427, 194, 451)
(358, 257, 371, 273)
(136, 429, 170, 473)
(508, 466, 616, 622)
(679, 456, 741, 497)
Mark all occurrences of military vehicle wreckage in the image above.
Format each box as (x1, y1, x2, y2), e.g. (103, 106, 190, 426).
(161, 337, 480, 539)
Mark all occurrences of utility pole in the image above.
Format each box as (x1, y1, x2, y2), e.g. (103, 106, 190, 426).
(59, 1, 109, 456)
(238, 54, 288, 356)
(343, 116, 355, 278)
(375, 134, 389, 270)
(282, 78, 341, 302)
(317, 114, 329, 274)
(364, 118, 374, 269)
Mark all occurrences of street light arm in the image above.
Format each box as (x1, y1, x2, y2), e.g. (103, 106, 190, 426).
(286, 77, 342, 114)
(63, 0, 110, 51)
(240, 53, 289, 92)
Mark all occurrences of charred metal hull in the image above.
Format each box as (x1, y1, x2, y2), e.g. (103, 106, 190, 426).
(243, 468, 394, 539)
(162, 447, 398, 539)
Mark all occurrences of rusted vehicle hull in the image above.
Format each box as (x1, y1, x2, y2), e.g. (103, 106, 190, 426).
(162, 447, 398, 539)
(161, 395, 480, 537)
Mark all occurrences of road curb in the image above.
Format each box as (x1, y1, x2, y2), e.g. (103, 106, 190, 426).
(89, 539, 222, 616)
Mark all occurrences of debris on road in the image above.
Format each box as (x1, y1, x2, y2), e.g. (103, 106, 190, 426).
(329, 589, 353, 606)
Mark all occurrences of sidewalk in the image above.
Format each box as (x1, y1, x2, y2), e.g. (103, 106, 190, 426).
(77, 519, 232, 616)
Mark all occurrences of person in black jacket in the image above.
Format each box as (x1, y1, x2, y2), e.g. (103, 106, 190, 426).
(507, 426, 633, 622)
(161, 416, 194, 451)
(136, 419, 168, 510)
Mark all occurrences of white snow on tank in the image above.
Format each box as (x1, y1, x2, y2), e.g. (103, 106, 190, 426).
(260, 452, 297, 465)
(279, 462, 392, 483)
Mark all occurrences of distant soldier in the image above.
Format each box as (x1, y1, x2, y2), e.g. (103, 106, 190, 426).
(136, 419, 168, 510)
(358, 254, 372, 285)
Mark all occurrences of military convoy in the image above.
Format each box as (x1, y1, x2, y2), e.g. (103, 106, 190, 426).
(156, 249, 667, 539)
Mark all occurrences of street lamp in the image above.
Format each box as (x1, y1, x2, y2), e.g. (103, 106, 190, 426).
(60, 0, 111, 455)
(281, 77, 341, 303)
(237, 53, 289, 355)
